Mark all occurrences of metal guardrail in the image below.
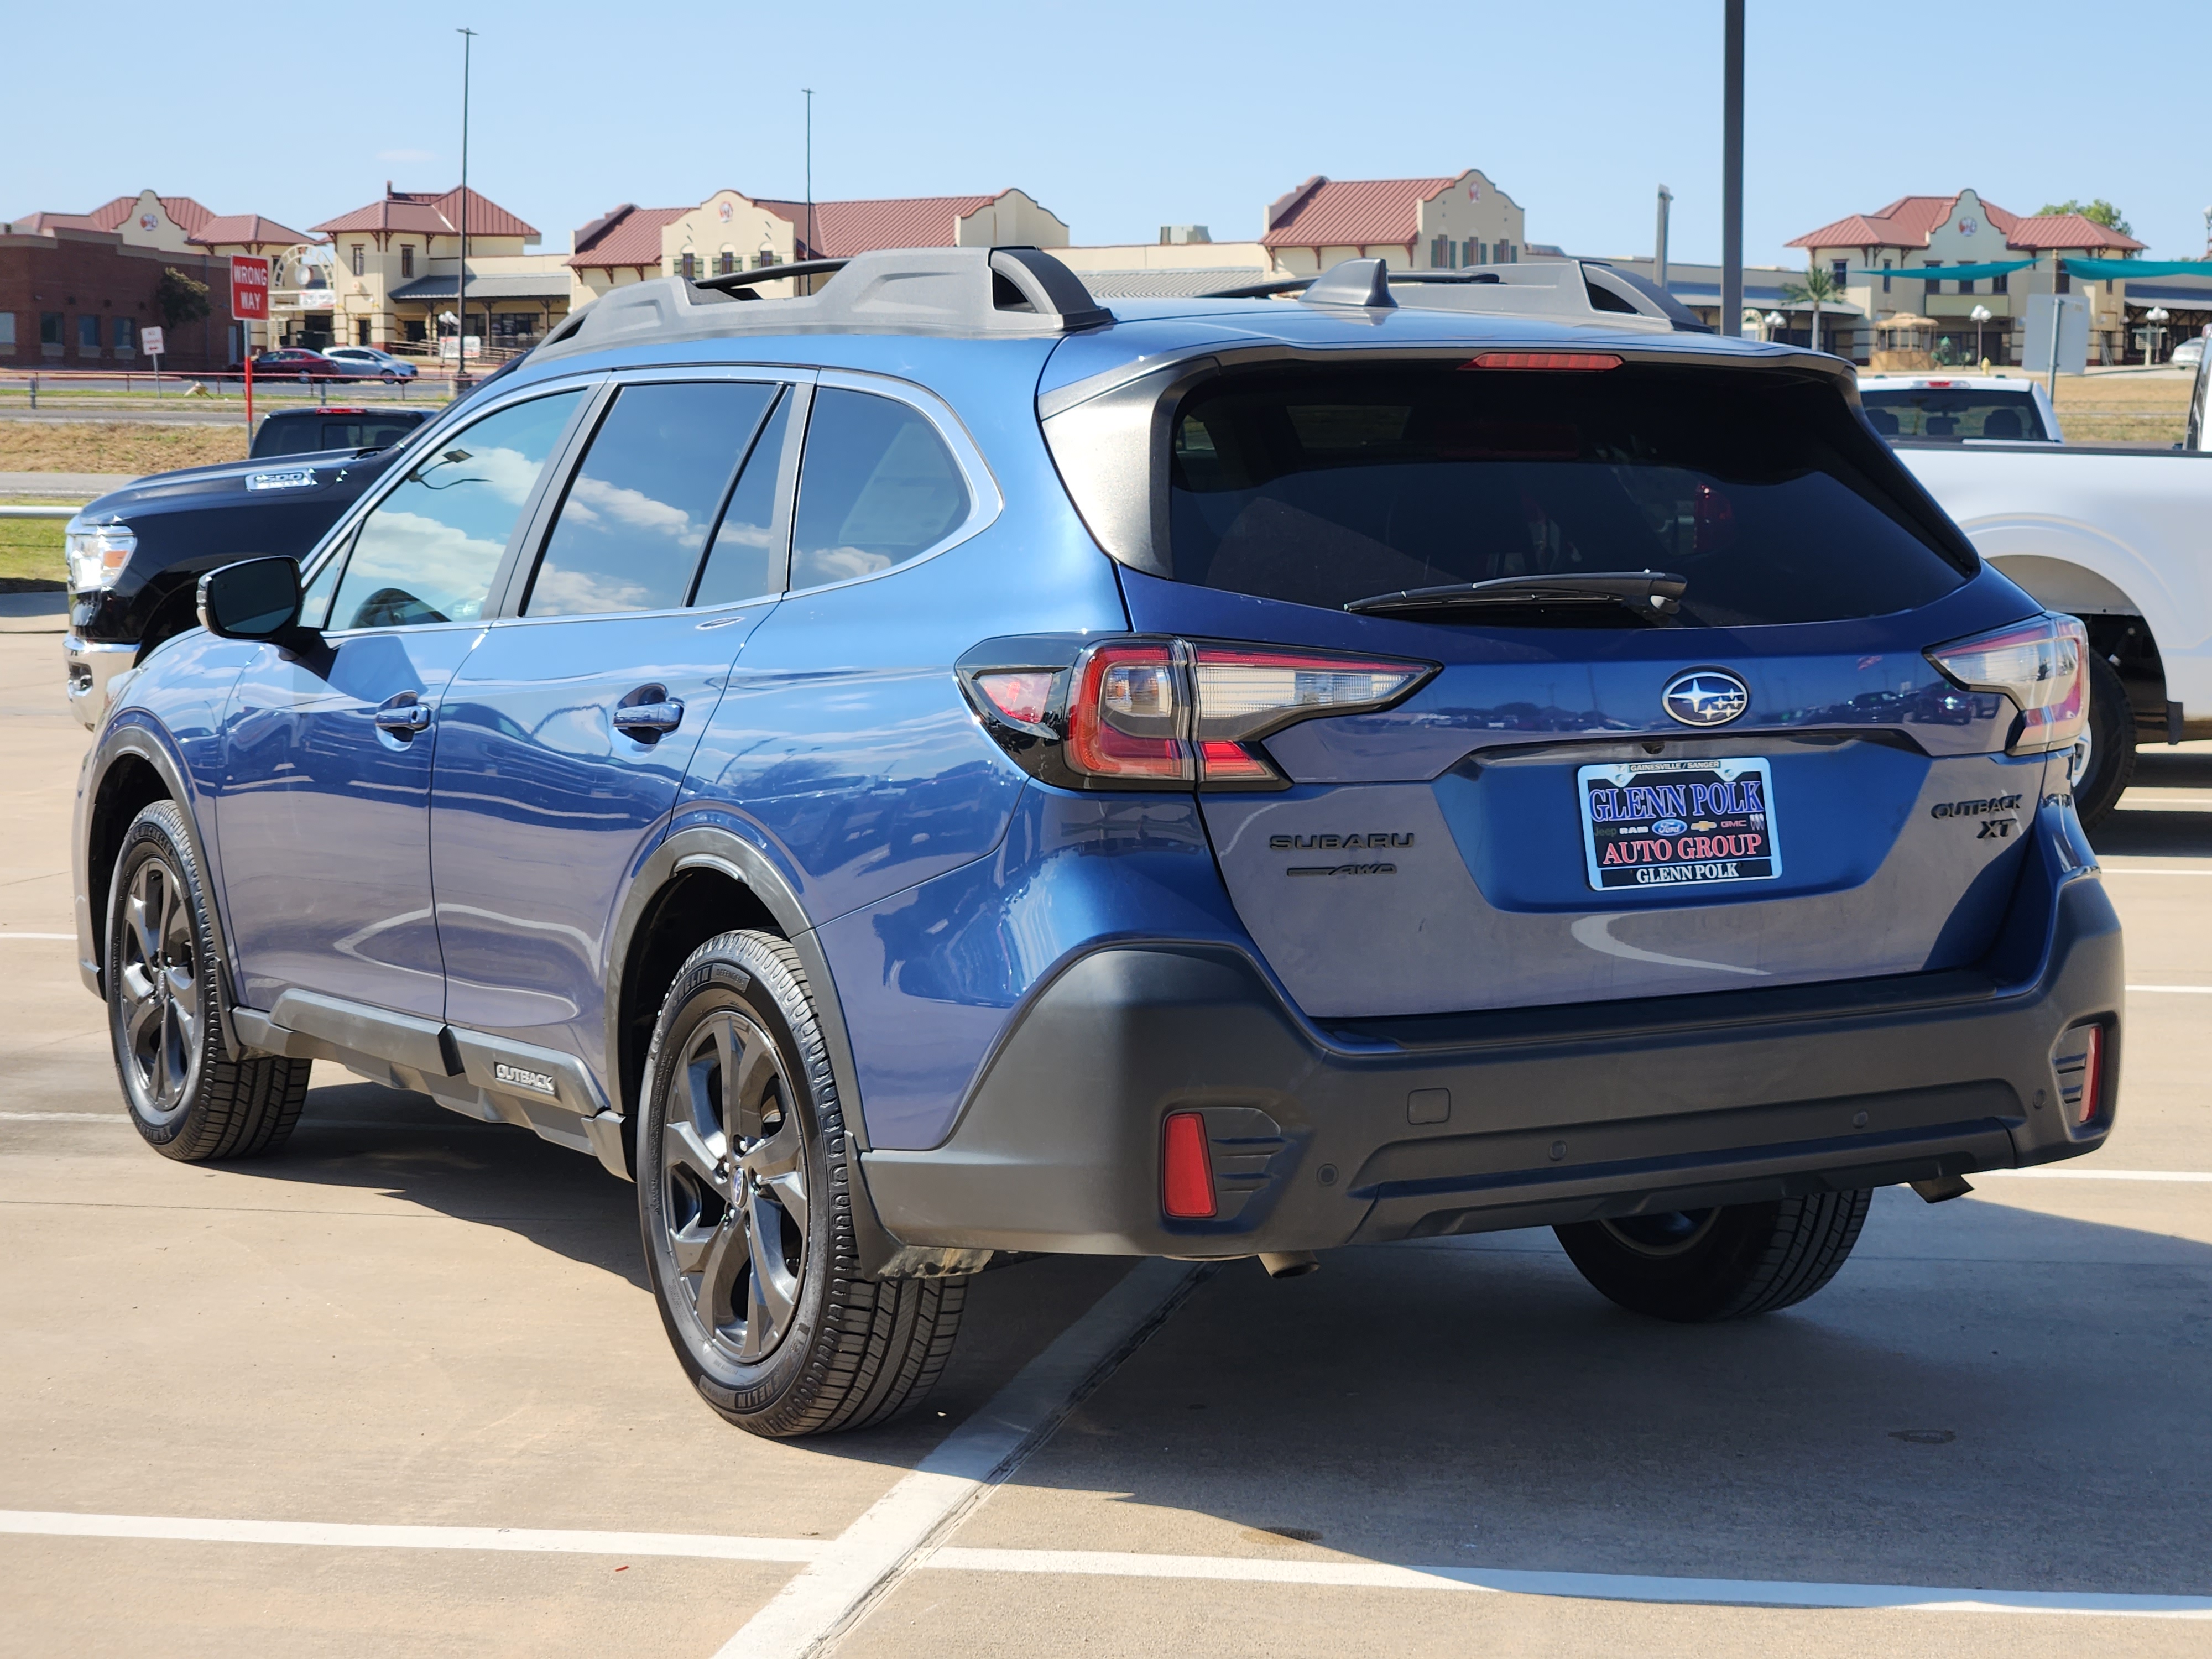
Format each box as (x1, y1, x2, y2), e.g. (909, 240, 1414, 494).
(0, 504, 85, 519)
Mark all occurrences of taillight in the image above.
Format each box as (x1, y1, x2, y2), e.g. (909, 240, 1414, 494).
(959, 635, 1433, 791)
(1926, 613, 2086, 755)
(1069, 643, 1191, 782)
(1161, 1111, 1217, 1219)
(1188, 646, 1427, 784)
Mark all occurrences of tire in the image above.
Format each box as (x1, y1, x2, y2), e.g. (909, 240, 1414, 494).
(637, 930, 966, 1438)
(106, 801, 310, 1161)
(1555, 1188, 1872, 1322)
(2069, 651, 2136, 833)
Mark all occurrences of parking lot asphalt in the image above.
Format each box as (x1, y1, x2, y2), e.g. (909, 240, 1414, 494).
(3, 621, 2208, 1658)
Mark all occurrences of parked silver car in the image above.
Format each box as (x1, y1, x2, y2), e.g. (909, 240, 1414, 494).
(321, 346, 419, 382)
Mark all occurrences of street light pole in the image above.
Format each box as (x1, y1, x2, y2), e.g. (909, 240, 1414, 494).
(1720, 0, 1745, 337)
(1655, 185, 1672, 290)
(455, 26, 477, 394)
(802, 87, 816, 296)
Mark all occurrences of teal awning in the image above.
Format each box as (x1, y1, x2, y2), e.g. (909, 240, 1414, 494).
(1850, 260, 2034, 281)
(2063, 258, 2212, 280)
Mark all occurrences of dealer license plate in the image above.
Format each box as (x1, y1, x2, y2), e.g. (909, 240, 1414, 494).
(1577, 757, 1781, 891)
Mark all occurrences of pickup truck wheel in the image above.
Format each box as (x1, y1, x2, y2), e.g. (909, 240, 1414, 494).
(107, 801, 310, 1160)
(638, 930, 966, 1438)
(2069, 652, 2136, 832)
(1555, 1188, 1872, 1322)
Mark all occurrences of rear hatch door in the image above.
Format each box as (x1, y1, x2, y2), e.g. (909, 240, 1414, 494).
(1120, 354, 2057, 1020)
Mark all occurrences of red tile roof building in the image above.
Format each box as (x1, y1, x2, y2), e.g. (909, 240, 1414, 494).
(1258, 170, 1528, 276)
(307, 185, 561, 358)
(566, 188, 1068, 302)
(1786, 188, 2149, 366)
(312, 184, 539, 245)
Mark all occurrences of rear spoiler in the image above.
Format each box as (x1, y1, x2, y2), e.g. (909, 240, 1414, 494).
(1207, 257, 1712, 334)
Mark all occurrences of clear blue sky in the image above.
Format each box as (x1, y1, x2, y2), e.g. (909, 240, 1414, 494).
(8, 1, 2206, 268)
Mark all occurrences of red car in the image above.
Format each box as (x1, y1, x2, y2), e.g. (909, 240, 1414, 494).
(250, 348, 346, 381)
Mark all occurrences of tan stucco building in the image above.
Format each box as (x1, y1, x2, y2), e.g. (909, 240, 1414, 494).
(1787, 190, 2147, 366)
(311, 185, 571, 358)
(567, 187, 1069, 306)
(1259, 171, 1528, 277)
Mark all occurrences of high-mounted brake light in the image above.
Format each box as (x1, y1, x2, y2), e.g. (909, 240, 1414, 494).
(1926, 613, 2086, 755)
(1464, 351, 1623, 372)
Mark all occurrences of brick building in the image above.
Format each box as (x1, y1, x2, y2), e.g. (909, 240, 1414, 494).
(3, 189, 315, 366)
(0, 225, 235, 372)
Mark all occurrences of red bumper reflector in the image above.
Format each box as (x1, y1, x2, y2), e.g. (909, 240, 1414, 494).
(2075, 1026, 2103, 1125)
(1161, 1111, 1217, 1219)
(1464, 351, 1622, 372)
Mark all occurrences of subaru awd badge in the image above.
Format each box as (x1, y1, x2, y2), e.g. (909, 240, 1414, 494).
(1662, 670, 1750, 727)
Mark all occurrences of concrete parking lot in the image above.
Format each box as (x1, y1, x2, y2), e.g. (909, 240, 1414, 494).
(3, 607, 2208, 1657)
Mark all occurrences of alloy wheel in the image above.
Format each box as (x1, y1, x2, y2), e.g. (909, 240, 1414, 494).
(116, 856, 200, 1123)
(659, 1009, 809, 1365)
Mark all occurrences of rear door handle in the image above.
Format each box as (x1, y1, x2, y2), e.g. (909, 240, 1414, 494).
(613, 688, 685, 738)
(373, 697, 431, 733)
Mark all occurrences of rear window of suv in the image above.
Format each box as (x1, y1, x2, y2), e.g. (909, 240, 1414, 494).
(1859, 386, 2048, 441)
(1166, 363, 1973, 627)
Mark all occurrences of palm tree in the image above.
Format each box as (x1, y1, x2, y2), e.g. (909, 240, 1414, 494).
(1781, 265, 1845, 354)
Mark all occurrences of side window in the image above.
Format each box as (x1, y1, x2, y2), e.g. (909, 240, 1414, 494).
(692, 388, 794, 608)
(326, 389, 583, 632)
(524, 380, 779, 618)
(789, 389, 971, 590)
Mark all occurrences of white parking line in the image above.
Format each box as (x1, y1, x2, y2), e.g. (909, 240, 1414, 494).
(1976, 1168, 2212, 1183)
(926, 1548, 2212, 1618)
(2128, 984, 2212, 994)
(0, 1509, 821, 1562)
(714, 1257, 1204, 1659)
(2, 1511, 2203, 1620)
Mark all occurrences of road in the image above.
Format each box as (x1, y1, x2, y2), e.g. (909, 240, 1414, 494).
(2, 607, 2207, 1657)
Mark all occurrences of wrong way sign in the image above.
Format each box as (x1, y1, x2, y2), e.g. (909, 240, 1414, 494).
(230, 255, 270, 322)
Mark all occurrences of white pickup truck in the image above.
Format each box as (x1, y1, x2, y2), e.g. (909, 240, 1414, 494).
(1880, 362, 2212, 824)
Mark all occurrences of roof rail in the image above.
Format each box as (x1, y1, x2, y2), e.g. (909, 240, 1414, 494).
(1201, 255, 1712, 333)
(538, 245, 1112, 357)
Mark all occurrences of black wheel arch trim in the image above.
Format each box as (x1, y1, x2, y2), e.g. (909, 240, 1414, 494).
(80, 719, 246, 1062)
(606, 825, 920, 1276)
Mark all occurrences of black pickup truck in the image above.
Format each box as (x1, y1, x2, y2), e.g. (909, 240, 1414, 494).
(62, 367, 520, 727)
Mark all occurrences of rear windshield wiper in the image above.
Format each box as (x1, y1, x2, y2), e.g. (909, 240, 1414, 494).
(1347, 571, 1686, 619)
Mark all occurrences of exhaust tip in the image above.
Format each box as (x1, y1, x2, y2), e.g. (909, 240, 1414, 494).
(1256, 1250, 1319, 1279)
(1910, 1174, 1974, 1204)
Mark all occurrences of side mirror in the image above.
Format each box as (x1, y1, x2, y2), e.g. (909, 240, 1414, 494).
(197, 556, 311, 644)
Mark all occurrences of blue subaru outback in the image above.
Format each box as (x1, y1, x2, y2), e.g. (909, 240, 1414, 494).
(74, 248, 2121, 1438)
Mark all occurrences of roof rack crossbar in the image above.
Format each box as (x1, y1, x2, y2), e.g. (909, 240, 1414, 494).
(1203, 256, 1713, 333)
(694, 258, 849, 296)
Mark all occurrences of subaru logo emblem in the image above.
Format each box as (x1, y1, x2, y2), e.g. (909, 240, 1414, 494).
(1661, 670, 1750, 727)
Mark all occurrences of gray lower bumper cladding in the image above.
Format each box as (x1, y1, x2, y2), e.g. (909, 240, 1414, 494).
(860, 859, 2122, 1259)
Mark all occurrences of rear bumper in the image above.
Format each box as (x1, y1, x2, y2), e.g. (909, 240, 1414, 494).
(860, 841, 2122, 1258)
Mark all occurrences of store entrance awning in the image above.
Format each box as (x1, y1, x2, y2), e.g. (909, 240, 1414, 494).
(388, 273, 571, 301)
